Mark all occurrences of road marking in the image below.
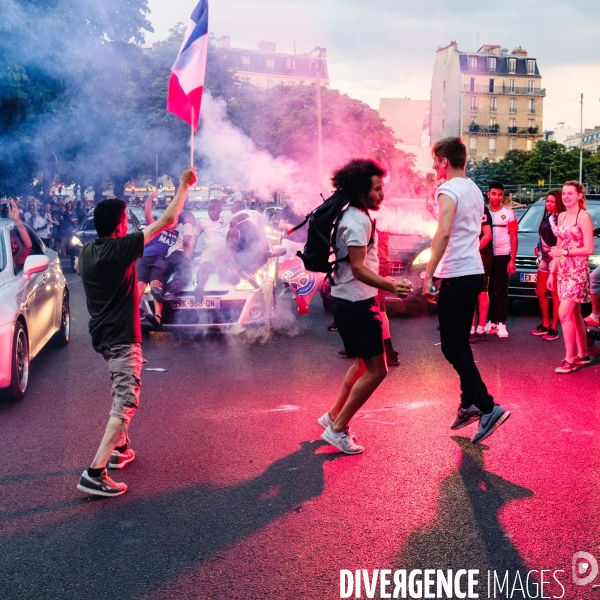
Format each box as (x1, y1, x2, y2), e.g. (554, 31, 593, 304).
(264, 405, 302, 412)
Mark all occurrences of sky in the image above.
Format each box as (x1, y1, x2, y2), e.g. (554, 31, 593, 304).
(146, 0, 600, 135)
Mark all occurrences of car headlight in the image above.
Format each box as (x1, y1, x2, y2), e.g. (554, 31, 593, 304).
(413, 247, 432, 266)
(589, 255, 600, 268)
(235, 268, 265, 291)
(70, 235, 83, 247)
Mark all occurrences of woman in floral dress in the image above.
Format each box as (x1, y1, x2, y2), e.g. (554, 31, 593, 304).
(548, 181, 594, 373)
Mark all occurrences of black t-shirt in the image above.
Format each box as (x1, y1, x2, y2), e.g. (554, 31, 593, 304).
(480, 206, 494, 266)
(78, 232, 145, 350)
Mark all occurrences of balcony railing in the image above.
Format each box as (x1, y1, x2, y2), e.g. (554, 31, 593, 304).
(469, 124, 500, 134)
(507, 126, 540, 135)
(464, 85, 546, 96)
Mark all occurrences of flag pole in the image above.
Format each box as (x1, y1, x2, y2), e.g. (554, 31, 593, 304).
(191, 106, 195, 167)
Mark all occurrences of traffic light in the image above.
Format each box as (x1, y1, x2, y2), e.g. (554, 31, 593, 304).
(158, 183, 163, 190)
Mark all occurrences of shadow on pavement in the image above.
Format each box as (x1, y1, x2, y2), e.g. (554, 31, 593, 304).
(394, 436, 536, 599)
(0, 441, 341, 599)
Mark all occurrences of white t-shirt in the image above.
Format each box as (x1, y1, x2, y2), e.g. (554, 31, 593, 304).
(195, 215, 230, 264)
(434, 178, 484, 279)
(235, 209, 263, 229)
(331, 206, 379, 302)
(489, 205, 518, 256)
(167, 222, 195, 257)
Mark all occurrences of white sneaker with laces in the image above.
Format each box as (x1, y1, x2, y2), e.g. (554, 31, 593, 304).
(486, 322, 498, 334)
(317, 412, 334, 429)
(321, 425, 364, 454)
(470, 326, 475, 335)
(497, 323, 508, 338)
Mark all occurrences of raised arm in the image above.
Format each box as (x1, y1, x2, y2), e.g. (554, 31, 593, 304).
(143, 168, 196, 243)
(8, 200, 32, 265)
(145, 192, 158, 225)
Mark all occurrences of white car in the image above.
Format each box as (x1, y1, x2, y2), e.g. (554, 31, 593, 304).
(0, 219, 69, 400)
(140, 209, 286, 331)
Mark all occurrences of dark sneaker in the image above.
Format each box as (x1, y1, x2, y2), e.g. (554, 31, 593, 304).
(145, 314, 162, 330)
(475, 331, 487, 342)
(542, 327, 559, 341)
(468, 332, 478, 343)
(77, 469, 127, 497)
(574, 355, 592, 365)
(386, 351, 399, 366)
(471, 405, 511, 443)
(555, 360, 578, 374)
(338, 348, 348, 357)
(321, 425, 364, 454)
(150, 286, 165, 303)
(531, 324, 549, 336)
(108, 448, 136, 470)
(450, 404, 481, 430)
(327, 322, 338, 332)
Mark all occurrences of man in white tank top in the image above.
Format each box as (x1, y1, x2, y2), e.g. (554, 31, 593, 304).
(424, 137, 510, 443)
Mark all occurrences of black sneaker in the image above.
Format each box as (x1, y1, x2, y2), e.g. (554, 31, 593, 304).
(108, 448, 136, 469)
(77, 469, 127, 497)
(468, 332, 478, 343)
(471, 405, 511, 443)
(531, 324, 548, 336)
(475, 331, 487, 342)
(542, 327, 559, 341)
(150, 286, 165, 303)
(574, 355, 592, 365)
(450, 404, 481, 430)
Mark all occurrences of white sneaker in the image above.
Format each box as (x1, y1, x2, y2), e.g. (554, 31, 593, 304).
(470, 326, 475, 335)
(486, 322, 498, 334)
(317, 412, 334, 429)
(497, 323, 508, 338)
(321, 425, 364, 454)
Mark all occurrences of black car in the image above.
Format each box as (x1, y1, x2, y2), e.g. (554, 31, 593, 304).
(68, 208, 143, 272)
(509, 196, 600, 299)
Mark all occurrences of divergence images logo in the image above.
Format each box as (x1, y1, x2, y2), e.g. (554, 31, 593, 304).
(282, 266, 318, 297)
(573, 551, 598, 586)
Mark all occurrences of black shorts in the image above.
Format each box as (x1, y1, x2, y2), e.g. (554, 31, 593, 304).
(137, 256, 170, 284)
(333, 297, 384, 359)
(481, 256, 493, 292)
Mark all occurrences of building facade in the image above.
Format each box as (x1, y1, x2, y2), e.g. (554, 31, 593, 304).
(214, 37, 329, 89)
(430, 42, 545, 161)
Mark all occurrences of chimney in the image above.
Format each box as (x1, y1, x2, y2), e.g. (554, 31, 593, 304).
(216, 35, 230, 48)
(258, 40, 276, 54)
(511, 46, 528, 56)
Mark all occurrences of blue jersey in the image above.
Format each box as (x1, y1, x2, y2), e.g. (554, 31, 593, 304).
(144, 229, 178, 258)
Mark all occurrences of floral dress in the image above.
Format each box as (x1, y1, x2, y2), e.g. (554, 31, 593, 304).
(556, 215, 590, 303)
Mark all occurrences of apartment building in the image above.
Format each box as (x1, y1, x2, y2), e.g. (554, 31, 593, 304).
(430, 42, 545, 161)
(214, 36, 329, 90)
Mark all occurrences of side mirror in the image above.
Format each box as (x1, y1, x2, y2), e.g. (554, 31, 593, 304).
(269, 245, 287, 258)
(23, 255, 50, 279)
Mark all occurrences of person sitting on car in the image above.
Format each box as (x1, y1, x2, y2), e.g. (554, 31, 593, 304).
(164, 209, 197, 296)
(8, 200, 32, 273)
(137, 193, 179, 329)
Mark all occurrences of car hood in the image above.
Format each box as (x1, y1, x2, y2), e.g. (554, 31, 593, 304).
(388, 235, 431, 262)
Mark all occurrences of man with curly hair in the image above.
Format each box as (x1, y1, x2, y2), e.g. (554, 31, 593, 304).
(318, 159, 412, 454)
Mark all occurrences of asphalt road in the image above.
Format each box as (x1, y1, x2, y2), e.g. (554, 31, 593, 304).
(0, 270, 598, 600)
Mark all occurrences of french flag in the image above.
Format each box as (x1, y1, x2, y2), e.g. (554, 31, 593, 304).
(167, 0, 208, 132)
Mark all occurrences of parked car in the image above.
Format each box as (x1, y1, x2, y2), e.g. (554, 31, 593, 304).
(68, 208, 143, 272)
(0, 219, 69, 400)
(141, 208, 287, 331)
(509, 197, 600, 299)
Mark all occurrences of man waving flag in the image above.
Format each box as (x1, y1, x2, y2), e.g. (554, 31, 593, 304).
(167, 0, 208, 132)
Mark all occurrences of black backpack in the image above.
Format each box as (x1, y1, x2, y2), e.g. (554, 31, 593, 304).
(289, 191, 374, 285)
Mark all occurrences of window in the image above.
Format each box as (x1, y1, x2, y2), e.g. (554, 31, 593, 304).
(489, 79, 495, 93)
(489, 138, 496, 152)
(470, 96, 478, 111)
(508, 58, 516, 74)
(528, 119, 535, 128)
(527, 60, 535, 75)
(488, 57, 496, 71)
(443, 80, 446, 90)
(469, 137, 477, 152)
(526, 139, 533, 151)
(509, 79, 515, 92)
(510, 98, 517, 113)
(286, 58, 295, 71)
(490, 117, 497, 126)
(528, 98, 535, 113)
(241, 54, 250, 68)
(490, 97, 497, 112)
(509, 138, 516, 150)
(469, 56, 477, 70)
(266, 58, 274, 72)
(528, 80, 534, 93)
(470, 77, 475, 92)
(510, 118, 516, 128)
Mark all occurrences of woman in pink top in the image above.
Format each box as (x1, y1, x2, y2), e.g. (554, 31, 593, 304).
(548, 181, 594, 373)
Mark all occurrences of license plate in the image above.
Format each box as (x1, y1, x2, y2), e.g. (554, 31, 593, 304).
(172, 298, 221, 309)
(520, 273, 537, 283)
